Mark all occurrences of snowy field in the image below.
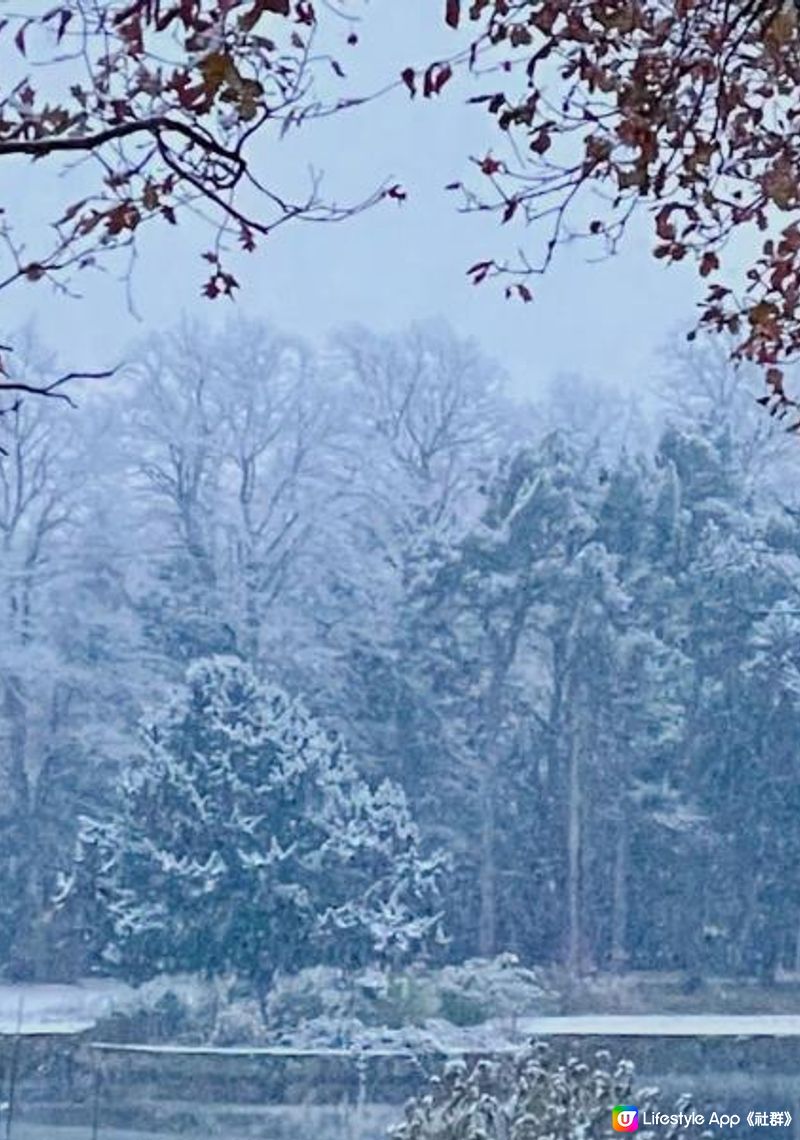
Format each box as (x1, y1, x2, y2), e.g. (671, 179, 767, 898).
(0, 980, 135, 1035)
(10, 1121, 399, 1140)
(519, 1013, 800, 1037)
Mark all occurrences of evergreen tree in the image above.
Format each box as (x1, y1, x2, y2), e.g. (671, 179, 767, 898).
(67, 656, 446, 1002)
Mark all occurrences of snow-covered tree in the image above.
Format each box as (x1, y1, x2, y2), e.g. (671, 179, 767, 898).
(302, 320, 522, 772)
(68, 656, 446, 1004)
(0, 332, 129, 979)
(393, 435, 600, 963)
(121, 317, 339, 668)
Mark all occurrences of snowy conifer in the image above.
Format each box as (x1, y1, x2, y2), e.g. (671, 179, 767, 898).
(71, 656, 446, 995)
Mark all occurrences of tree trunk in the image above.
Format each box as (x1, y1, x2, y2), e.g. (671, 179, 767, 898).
(610, 824, 628, 972)
(3, 675, 29, 815)
(255, 966, 275, 1027)
(3, 675, 41, 979)
(566, 723, 582, 976)
(736, 871, 762, 976)
(477, 768, 497, 957)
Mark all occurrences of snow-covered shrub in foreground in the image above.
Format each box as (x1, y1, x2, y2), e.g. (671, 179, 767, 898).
(391, 1041, 708, 1140)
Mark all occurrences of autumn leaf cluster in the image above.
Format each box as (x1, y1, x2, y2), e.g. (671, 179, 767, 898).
(435, 0, 800, 418)
(0, 1, 371, 304)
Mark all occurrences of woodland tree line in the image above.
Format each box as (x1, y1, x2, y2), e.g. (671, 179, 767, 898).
(0, 318, 798, 993)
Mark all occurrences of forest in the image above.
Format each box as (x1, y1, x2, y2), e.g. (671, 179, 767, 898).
(0, 315, 797, 1007)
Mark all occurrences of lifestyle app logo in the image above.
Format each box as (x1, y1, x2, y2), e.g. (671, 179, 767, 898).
(612, 1106, 639, 1132)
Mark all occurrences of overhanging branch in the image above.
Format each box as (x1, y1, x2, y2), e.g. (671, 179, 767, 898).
(0, 364, 118, 454)
(0, 117, 244, 172)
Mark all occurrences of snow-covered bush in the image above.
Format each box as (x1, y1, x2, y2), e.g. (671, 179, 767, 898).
(65, 656, 447, 997)
(211, 994, 267, 1045)
(265, 957, 555, 1033)
(260, 965, 438, 1032)
(436, 954, 557, 1025)
(265, 967, 357, 1028)
(259, 957, 558, 1038)
(78, 956, 558, 1047)
(391, 1041, 706, 1140)
(89, 974, 221, 1043)
(368, 971, 441, 1027)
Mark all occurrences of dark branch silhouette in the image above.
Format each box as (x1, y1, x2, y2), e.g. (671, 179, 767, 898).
(0, 362, 118, 453)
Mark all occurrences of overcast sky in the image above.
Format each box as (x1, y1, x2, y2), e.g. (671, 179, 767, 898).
(3, 3, 706, 404)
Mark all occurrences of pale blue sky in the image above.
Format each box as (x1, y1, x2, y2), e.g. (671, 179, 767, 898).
(3, 4, 704, 403)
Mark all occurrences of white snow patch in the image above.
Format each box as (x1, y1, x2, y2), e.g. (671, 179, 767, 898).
(0, 979, 136, 1035)
(0, 977, 213, 1036)
(518, 1014, 800, 1037)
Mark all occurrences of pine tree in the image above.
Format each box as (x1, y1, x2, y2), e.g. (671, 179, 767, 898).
(68, 656, 446, 1002)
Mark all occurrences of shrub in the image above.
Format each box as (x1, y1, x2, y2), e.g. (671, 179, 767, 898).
(436, 954, 556, 1025)
(265, 967, 355, 1028)
(391, 1040, 710, 1140)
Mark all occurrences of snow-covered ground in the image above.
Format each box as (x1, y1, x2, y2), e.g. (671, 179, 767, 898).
(0, 979, 134, 1035)
(0, 975, 242, 1036)
(518, 1013, 800, 1037)
(84, 1014, 800, 1061)
(3, 990, 796, 1140)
